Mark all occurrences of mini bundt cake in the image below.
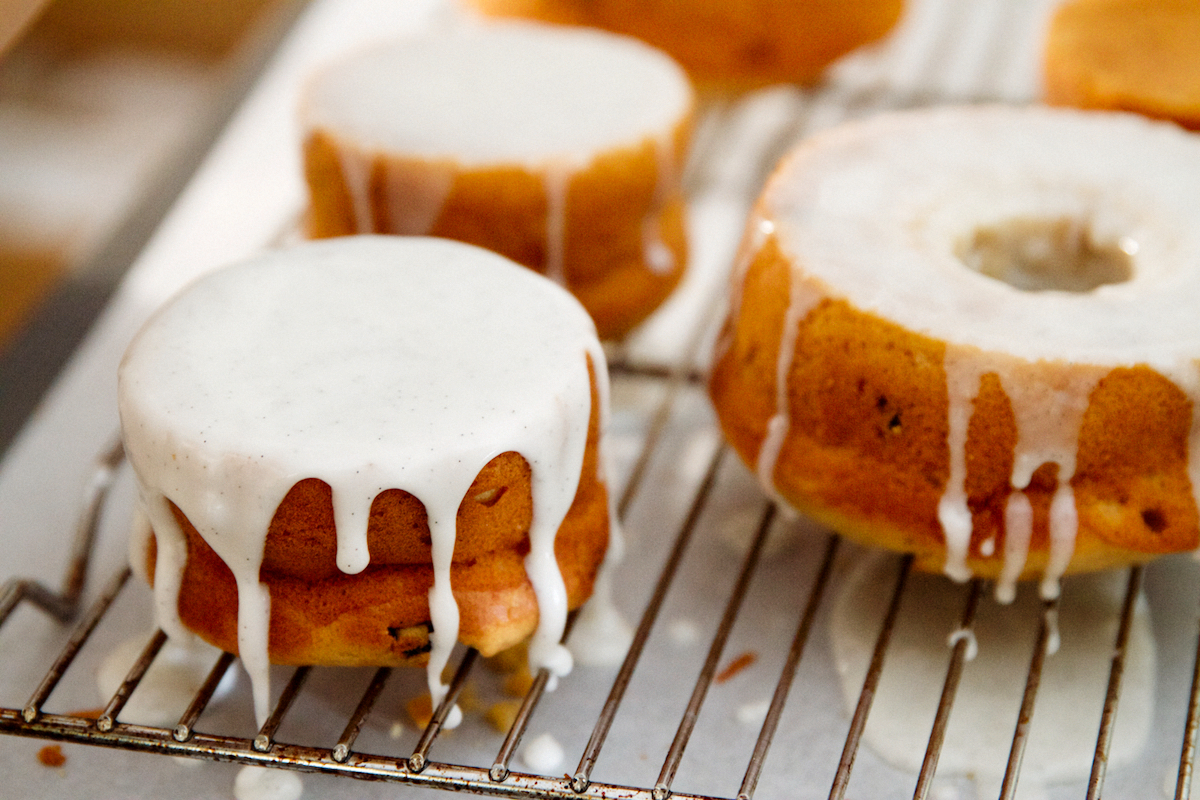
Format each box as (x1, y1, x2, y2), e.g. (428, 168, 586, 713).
(709, 105, 1200, 602)
(464, 0, 905, 91)
(300, 21, 694, 340)
(119, 235, 611, 721)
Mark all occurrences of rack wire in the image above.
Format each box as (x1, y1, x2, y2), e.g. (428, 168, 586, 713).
(3, 1, 1200, 798)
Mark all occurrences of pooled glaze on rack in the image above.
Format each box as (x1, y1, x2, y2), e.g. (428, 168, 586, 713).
(117, 236, 607, 724)
(301, 21, 692, 288)
(233, 765, 303, 800)
(830, 554, 1154, 789)
(740, 106, 1200, 598)
(566, 520, 632, 667)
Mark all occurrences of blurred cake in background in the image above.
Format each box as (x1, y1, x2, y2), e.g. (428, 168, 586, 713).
(300, 21, 694, 339)
(463, 0, 904, 91)
(1043, 0, 1200, 130)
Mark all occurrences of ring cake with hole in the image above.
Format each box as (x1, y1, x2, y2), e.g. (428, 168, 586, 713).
(119, 235, 611, 722)
(300, 21, 694, 340)
(465, 0, 904, 91)
(709, 105, 1200, 601)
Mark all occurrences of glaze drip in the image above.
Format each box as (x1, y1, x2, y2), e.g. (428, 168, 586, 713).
(937, 354, 1103, 599)
(641, 133, 678, 276)
(755, 251, 821, 498)
(543, 165, 570, 285)
(336, 145, 373, 234)
(382, 158, 454, 236)
(936, 354, 981, 583)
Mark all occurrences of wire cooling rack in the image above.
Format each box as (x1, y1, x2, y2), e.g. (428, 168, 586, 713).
(4, 1, 1200, 799)
(2, 364, 1198, 800)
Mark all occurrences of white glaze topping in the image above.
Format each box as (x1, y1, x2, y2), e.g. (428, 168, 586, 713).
(301, 21, 693, 287)
(755, 106, 1200, 594)
(302, 22, 690, 166)
(118, 236, 608, 724)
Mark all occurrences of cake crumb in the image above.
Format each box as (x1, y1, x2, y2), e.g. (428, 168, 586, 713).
(406, 680, 478, 729)
(37, 744, 66, 767)
(485, 642, 528, 675)
(406, 694, 433, 729)
(68, 707, 104, 719)
(486, 700, 523, 733)
(502, 668, 534, 698)
(715, 651, 757, 684)
(457, 680, 482, 712)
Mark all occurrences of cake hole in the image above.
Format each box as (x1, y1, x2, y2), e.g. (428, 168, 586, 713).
(1141, 508, 1167, 533)
(957, 217, 1133, 293)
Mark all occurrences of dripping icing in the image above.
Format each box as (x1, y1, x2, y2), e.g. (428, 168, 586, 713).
(756, 231, 823, 500)
(641, 132, 678, 276)
(336, 145, 373, 234)
(937, 354, 980, 583)
(118, 237, 608, 725)
(382, 159, 454, 236)
(938, 350, 1102, 599)
(997, 492, 1033, 604)
(544, 165, 570, 285)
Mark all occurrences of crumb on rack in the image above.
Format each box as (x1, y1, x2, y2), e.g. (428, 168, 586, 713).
(502, 668, 534, 698)
(37, 744, 66, 767)
(484, 642, 529, 675)
(406, 694, 433, 729)
(486, 699, 523, 733)
(715, 650, 758, 684)
(67, 707, 104, 719)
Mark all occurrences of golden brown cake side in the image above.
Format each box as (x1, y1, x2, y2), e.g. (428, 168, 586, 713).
(710, 227, 1199, 582)
(303, 121, 691, 340)
(466, 0, 905, 90)
(1044, 0, 1200, 130)
(146, 362, 609, 665)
